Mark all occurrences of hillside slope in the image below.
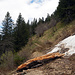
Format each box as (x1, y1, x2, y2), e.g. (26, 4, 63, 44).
(11, 20, 75, 75)
(23, 20, 75, 55)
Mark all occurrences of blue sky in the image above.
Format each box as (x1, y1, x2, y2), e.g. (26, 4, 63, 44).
(30, 0, 42, 3)
(0, 26, 2, 28)
(31, 0, 36, 3)
(30, 0, 34, 3)
(0, 0, 59, 30)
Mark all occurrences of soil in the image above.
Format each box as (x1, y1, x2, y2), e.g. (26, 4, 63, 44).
(13, 53, 75, 75)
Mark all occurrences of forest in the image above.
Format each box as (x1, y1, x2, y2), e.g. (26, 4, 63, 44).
(0, 0, 75, 72)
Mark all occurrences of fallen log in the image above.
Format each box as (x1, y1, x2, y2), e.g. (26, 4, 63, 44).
(17, 52, 64, 72)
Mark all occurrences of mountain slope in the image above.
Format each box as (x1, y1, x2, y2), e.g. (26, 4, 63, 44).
(4, 20, 75, 75)
(13, 31, 75, 75)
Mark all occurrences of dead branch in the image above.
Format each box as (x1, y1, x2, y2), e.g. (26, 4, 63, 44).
(17, 52, 64, 72)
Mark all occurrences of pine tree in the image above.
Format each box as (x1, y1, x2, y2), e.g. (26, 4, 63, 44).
(14, 13, 29, 51)
(45, 14, 51, 22)
(2, 12, 14, 39)
(26, 20, 31, 36)
(38, 17, 44, 24)
(31, 18, 37, 35)
(54, 0, 75, 23)
(1, 12, 14, 53)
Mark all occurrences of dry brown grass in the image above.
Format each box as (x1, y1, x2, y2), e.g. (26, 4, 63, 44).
(16, 20, 75, 60)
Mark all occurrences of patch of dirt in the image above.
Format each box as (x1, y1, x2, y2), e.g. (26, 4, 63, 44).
(13, 69, 44, 75)
(25, 69, 43, 75)
(43, 58, 72, 75)
(12, 54, 75, 75)
(42, 55, 75, 75)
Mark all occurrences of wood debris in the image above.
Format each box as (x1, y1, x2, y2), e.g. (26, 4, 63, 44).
(17, 52, 64, 72)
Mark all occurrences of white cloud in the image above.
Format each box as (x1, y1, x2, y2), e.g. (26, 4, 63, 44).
(0, 0, 59, 26)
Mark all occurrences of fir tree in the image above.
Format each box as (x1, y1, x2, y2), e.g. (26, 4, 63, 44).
(14, 13, 29, 51)
(1, 12, 14, 53)
(54, 0, 75, 23)
(2, 12, 14, 39)
(45, 14, 51, 22)
(31, 18, 37, 35)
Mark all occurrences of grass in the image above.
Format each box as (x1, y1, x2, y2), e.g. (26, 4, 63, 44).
(26, 20, 75, 51)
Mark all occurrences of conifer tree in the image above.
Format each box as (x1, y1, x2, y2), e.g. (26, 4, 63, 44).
(31, 18, 37, 35)
(1, 12, 14, 53)
(45, 14, 51, 22)
(54, 0, 75, 23)
(38, 17, 44, 24)
(2, 12, 14, 39)
(14, 13, 29, 51)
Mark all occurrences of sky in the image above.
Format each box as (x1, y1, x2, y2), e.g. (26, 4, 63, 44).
(0, 0, 59, 31)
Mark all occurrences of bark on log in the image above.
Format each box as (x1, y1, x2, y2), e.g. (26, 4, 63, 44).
(17, 52, 64, 72)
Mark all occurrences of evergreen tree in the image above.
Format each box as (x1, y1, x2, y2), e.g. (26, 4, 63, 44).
(45, 14, 51, 22)
(0, 12, 14, 53)
(38, 17, 44, 24)
(26, 20, 31, 36)
(54, 0, 75, 23)
(14, 13, 29, 51)
(2, 12, 14, 39)
(31, 18, 37, 35)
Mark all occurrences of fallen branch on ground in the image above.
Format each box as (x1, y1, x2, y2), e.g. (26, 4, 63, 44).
(17, 52, 64, 72)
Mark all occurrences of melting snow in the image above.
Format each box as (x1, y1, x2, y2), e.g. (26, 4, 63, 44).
(47, 35, 75, 56)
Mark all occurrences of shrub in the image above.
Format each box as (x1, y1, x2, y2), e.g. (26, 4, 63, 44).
(14, 53, 25, 66)
(0, 51, 14, 70)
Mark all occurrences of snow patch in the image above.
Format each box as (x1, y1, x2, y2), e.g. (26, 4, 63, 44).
(47, 35, 75, 56)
